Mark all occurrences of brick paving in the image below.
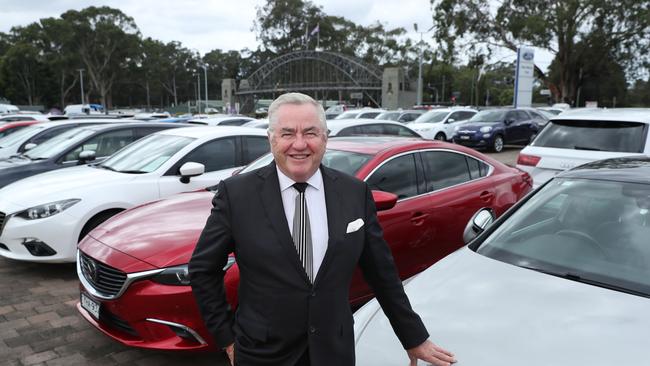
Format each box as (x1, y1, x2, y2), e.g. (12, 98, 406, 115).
(0, 147, 520, 366)
(0, 258, 228, 366)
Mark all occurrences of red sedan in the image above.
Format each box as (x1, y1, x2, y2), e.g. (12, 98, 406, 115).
(77, 137, 532, 351)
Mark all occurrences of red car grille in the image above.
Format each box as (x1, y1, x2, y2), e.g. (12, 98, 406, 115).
(79, 251, 127, 297)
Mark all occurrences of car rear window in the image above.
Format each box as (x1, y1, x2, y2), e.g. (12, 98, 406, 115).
(532, 120, 647, 153)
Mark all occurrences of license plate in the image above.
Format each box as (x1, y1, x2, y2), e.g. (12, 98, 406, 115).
(460, 135, 470, 140)
(81, 293, 100, 319)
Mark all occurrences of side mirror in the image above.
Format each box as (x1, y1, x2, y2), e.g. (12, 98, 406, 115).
(504, 119, 514, 125)
(179, 162, 205, 184)
(78, 150, 96, 164)
(372, 190, 398, 211)
(446, 118, 456, 123)
(24, 143, 37, 151)
(463, 208, 496, 244)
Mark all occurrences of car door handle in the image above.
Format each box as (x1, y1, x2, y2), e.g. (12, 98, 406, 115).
(410, 212, 429, 226)
(480, 191, 495, 202)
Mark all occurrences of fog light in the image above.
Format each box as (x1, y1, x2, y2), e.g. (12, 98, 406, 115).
(483, 134, 491, 138)
(22, 238, 57, 256)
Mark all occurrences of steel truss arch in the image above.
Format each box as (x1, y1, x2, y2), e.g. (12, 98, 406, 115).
(236, 50, 383, 108)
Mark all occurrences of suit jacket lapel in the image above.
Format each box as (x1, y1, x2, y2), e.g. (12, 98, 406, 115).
(314, 165, 343, 287)
(257, 162, 311, 284)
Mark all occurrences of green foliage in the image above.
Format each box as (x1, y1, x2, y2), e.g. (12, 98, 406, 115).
(431, 0, 650, 105)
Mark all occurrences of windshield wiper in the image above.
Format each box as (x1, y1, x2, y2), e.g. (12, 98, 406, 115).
(573, 145, 602, 151)
(518, 264, 649, 298)
(9, 154, 31, 160)
(96, 165, 117, 171)
(116, 170, 147, 174)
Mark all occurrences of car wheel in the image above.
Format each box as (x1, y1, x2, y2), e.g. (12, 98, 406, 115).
(492, 135, 504, 152)
(434, 133, 446, 141)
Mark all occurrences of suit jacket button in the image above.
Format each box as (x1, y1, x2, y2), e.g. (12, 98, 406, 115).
(309, 326, 316, 334)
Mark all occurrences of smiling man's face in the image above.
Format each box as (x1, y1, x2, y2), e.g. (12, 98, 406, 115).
(269, 103, 327, 182)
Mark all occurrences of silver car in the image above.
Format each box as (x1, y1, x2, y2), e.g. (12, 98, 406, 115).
(354, 156, 650, 366)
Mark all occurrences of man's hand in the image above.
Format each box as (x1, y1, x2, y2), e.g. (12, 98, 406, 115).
(407, 340, 456, 366)
(224, 343, 234, 365)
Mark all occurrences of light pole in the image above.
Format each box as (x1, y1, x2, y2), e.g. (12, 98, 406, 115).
(202, 64, 208, 113)
(78, 69, 85, 104)
(414, 23, 434, 106)
(196, 73, 201, 114)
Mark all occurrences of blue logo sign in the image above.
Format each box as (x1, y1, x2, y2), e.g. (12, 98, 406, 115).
(522, 51, 534, 61)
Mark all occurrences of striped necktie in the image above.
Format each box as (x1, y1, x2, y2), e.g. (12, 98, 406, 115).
(292, 182, 313, 283)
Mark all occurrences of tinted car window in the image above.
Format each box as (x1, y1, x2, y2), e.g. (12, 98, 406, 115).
(366, 154, 418, 199)
(220, 119, 249, 126)
(63, 129, 136, 161)
(421, 151, 471, 191)
(532, 120, 647, 153)
(242, 136, 270, 164)
(179, 137, 237, 172)
(467, 156, 490, 179)
(29, 125, 78, 146)
(380, 124, 420, 137)
(515, 110, 530, 121)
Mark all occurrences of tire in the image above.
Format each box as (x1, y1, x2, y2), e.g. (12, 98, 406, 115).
(492, 135, 504, 152)
(434, 133, 446, 141)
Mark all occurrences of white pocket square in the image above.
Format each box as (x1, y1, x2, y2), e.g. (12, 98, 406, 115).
(346, 218, 364, 233)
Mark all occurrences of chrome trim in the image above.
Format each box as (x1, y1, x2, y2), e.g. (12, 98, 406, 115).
(145, 318, 207, 345)
(77, 250, 164, 300)
(363, 148, 495, 203)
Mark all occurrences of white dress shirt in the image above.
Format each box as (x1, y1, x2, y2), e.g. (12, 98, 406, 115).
(276, 166, 329, 278)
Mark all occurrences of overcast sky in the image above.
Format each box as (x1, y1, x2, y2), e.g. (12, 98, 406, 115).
(0, 0, 553, 70)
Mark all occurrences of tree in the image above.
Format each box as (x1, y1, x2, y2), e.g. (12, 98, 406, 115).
(431, 0, 650, 103)
(39, 17, 83, 109)
(60, 6, 141, 109)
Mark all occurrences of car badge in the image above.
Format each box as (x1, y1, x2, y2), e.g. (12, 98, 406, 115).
(83, 257, 100, 283)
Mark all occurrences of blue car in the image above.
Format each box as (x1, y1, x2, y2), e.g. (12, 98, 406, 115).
(452, 108, 541, 152)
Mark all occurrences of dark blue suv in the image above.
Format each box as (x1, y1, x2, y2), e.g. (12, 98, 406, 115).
(452, 108, 541, 152)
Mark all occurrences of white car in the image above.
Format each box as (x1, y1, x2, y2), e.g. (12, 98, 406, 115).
(407, 108, 477, 140)
(187, 115, 254, 126)
(516, 108, 650, 188)
(334, 108, 387, 120)
(0, 120, 120, 159)
(327, 118, 422, 138)
(354, 157, 650, 366)
(0, 126, 269, 263)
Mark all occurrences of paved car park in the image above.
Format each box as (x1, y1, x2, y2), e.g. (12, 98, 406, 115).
(0, 146, 521, 366)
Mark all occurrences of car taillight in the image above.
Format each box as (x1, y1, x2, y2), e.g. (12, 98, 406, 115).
(517, 153, 541, 166)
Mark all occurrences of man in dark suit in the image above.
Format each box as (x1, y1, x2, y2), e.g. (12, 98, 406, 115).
(189, 93, 455, 366)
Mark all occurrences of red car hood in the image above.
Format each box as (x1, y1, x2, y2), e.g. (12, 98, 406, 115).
(88, 190, 214, 268)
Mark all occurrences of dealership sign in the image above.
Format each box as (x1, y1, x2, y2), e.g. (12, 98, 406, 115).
(514, 47, 535, 108)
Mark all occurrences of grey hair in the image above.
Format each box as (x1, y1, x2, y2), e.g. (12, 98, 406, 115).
(267, 92, 327, 132)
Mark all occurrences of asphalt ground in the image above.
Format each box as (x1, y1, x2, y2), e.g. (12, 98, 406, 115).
(0, 146, 522, 366)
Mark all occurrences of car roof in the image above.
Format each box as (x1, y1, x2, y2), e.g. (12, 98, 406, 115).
(559, 156, 650, 184)
(550, 108, 650, 123)
(326, 136, 438, 155)
(73, 121, 190, 132)
(156, 125, 267, 138)
(327, 118, 413, 130)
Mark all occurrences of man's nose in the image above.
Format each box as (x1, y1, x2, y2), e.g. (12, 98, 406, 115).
(292, 134, 308, 149)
